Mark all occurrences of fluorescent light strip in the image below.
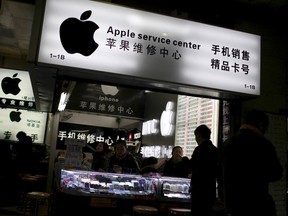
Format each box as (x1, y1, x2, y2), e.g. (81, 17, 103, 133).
(58, 92, 70, 111)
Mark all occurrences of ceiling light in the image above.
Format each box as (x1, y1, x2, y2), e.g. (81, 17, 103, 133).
(58, 92, 70, 112)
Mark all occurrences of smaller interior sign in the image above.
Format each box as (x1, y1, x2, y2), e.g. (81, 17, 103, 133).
(0, 68, 36, 109)
(0, 108, 47, 144)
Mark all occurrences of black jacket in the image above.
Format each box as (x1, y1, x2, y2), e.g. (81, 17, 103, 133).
(108, 153, 140, 174)
(162, 157, 191, 178)
(91, 152, 109, 172)
(190, 140, 219, 215)
(218, 127, 283, 216)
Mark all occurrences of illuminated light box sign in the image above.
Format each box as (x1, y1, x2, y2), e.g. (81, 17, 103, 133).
(38, 0, 260, 95)
(66, 83, 145, 118)
(0, 108, 47, 143)
(0, 68, 36, 109)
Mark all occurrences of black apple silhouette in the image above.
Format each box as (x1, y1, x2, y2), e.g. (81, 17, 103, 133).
(10, 110, 22, 122)
(1, 73, 21, 95)
(59, 10, 99, 56)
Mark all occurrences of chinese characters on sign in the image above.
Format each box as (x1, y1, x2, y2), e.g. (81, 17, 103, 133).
(0, 98, 36, 109)
(58, 129, 115, 146)
(57, 122, 141, 151)
(0, 108, 47, 143)
(39, 0, 260, 95)
(211, 44, 250, 75)
(66, 83, 145, 118)
(106, 38, 183, 60)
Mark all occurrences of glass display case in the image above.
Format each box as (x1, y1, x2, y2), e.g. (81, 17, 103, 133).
(158, 176, 191, 201)
(60, 169, 191, 203)
(60, 169, 158, 199)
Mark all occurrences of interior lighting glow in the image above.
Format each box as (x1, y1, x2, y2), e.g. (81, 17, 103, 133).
(58, 92, 70, 111)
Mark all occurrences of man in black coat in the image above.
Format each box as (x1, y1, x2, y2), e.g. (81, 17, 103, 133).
(218, 110, 283, 216)
(190, 124, 219, 216)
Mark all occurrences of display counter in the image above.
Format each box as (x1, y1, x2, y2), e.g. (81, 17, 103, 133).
(60, 169, 157, 199)
(56, 169, 191, 215)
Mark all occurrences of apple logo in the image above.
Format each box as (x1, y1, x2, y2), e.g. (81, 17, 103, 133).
(101, 85, 119, 96)
(59, 10, 99, 56)
(1, 73, 21, 95)
(9, 110, 22, 122)
(160, 101, 175, 137)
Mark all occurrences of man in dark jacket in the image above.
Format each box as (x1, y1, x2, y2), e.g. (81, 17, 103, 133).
(218, 110, 283, 216)
(108, 140, 140, 174)
(162, 146, 191, 178)
(190, 124, 219, 216)
(13, 131, 33, 174)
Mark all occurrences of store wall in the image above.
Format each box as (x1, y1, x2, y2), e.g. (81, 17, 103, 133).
(234, 19, 287, 115)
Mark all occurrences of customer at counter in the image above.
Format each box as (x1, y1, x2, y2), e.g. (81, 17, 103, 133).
(108, 140, 140, 174)
(190, 124, 219, 216)
(162, 146, 191, 178)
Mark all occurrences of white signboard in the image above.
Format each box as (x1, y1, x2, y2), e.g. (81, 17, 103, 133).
(0, 108, 47, 143)
(38, 0, 261, 95)
(0, 68, 36, 108)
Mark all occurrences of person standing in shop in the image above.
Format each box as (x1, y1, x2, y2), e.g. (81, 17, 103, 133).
(108, 140, 140, 174)
(0, 140, 21, 205)
(13, 131, 33, 174)
(189, 124, 219, 216)
(218, 109, 283, 216)
(91, 142, 110, 172)
(162, 146, 191, 178)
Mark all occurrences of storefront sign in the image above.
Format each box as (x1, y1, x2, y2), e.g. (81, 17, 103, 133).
(38, 0, 261, 95)
(0, 68, 36, 109)
(0, 108, 47, 143)
(66, 83, 145, 118)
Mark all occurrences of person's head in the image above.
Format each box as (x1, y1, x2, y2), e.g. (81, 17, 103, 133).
(26, 135, 33, 143)
(171, 146, 183, 162)
(16, 131, 27, 140)
(57, 151, 65, 158)
(194, 124, 211, 145)
(114, 140, 128, 158)
(56, 151, 65, 163)
(95, 142, 109, 153)
(244, 109, 269, 134)
(141, 156, 158, 168)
